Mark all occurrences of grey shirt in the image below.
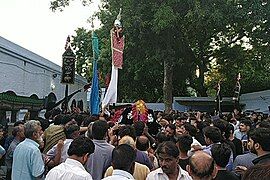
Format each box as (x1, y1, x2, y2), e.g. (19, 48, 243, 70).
(233, 152, 257, 170)
(5, 138, 20, 169)
(86, 140, 114, 180)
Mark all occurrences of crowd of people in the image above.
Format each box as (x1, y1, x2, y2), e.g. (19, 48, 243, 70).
(0, 107, 269, 180)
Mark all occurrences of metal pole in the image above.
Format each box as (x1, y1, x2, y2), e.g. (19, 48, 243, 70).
(65, 84, 68, 113)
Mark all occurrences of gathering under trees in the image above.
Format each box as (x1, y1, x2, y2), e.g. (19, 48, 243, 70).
(50, 0, 270, 112)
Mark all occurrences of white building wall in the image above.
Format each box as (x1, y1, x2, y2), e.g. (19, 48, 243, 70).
(0, 36, 88, 110)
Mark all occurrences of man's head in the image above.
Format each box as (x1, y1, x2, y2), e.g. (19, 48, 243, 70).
(203, 126, 222, 145)
(112, 144, 136, 174)
(239, 119, 252, 133)
(133, 121, 145, 137)
(187, 151, 217, 180)
(165, 124, 176, 138)
(12, 125, 25, 141)
(24, 120, 43, 142)
(118, 125, 136, 141)
(248, 128, 270, 156)
(177, 134, 193, 153)
(68, 136, 95, 165)
(44, 111, 52, 120)
(65, 124, 80, 139)
(156, 141, 179, 175)
(92, 120, 109, 140)
(211, 143, 231, 168)
(119, 135, 136, 149)
(182, 123, 197, 137)
(175, 115, 187, 127)
(136, 135, 150, 151)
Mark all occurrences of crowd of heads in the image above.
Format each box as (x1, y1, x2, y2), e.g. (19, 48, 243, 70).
(0, 106, 269, 180)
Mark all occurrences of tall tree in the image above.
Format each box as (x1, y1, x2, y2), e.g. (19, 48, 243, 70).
(51, 0, 270, 112)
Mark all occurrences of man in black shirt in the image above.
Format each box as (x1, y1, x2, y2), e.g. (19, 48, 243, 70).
(211, 143, 238, 180)
(249, 128, 270, 165)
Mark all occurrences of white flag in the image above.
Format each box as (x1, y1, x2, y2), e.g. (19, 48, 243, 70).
(102, 65, 118, 108)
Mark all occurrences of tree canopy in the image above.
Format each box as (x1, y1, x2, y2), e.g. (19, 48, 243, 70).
(51, 0, 270, 111)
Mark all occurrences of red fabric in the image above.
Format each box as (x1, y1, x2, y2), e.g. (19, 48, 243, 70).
(112, 32, 124, 69)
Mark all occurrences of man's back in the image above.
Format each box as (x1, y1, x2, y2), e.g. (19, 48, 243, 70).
(45, 158, 92, 180)
(12, 138, 44, 180)
(233, 152, 257, 170)
(86, 140, 114, 180)
(214, 170, 238, 180)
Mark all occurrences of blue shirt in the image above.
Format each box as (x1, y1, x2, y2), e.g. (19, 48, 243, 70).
(234, 129, 247, 140)
(12, 138, 44, 180)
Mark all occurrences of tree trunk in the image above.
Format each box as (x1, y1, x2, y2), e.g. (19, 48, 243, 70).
(163, 58, 173, 113)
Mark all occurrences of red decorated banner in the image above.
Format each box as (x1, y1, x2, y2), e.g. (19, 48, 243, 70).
(111, 30, 124, 69)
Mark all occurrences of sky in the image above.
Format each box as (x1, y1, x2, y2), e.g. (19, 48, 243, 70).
(0, 0, 100, 66)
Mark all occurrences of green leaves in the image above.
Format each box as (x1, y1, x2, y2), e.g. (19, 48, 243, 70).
(153, 4, 177, 33)
(51, 0, 270, 103)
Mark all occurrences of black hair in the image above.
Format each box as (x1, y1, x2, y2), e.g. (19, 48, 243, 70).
(54, 114, 64, 125)
(183, 123, 197, 137)
(92, 120, 109, 140)
(165, 123, 176, 132)
(249, 128, 270, 151)
(44, 111, 52, 119)
(14, 121, 24, 127)
(203, 126, 222, 143)
(213, 119, 228, 134)
(133, 121, 145, 137)
(177, 134, 193, 152)
(156, 131, 170, 144)
(196, 121, 208, 132)
(118, 125, 136, 140)
(81, 116, 96, 127)
(65, 124, 80, 139)
(224, 123, 235, 140)
(211, 143, 231, 168)
(163, 114, 174, 123)
(240, 119, 252, 127)
(73, 114, 85, 126)
(51, 108, 62, 117)
(112, 144, 136, 171)
(156, 141, 179, 158)
(61, 115, 72, 125)
(176, 115, 188, 121)
(67, 136, 95, 157)
(37, 117, 50, 131)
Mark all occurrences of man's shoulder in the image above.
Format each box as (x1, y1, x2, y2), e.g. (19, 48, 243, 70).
(134, 162, 150, 174)
(48, 163, 92, 178)
(147, 167, 162, 177)
(94, 140, 114, 150)
(216, 170, 238, 180)
(235, 153, 257, 161)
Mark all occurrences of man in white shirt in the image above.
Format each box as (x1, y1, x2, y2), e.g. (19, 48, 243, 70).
(45, 136, 95, 180)
(102, 144, 136, 180)
(146, 141, 192, 180)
